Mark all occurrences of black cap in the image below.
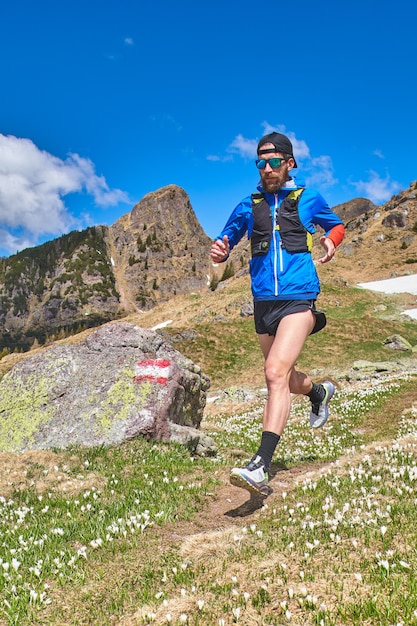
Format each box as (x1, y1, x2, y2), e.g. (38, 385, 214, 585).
(257, 132, 297, 167)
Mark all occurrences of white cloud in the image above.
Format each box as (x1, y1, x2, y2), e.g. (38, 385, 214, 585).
(261, 121, 278, 136)
(373, 149, 384, 159)
(124, 37, 134, 46)
(288, 133, 311, 162)
(68, 153, 129, 207)
(225, 124, 313, 164)
(0, 134, 130, 255)
(351, 170, 402, 204)
(206, 154, 233, 163)
(305, 155, 338, 188)
(227, 134, 258, 159)
(0, 229, 34, 257)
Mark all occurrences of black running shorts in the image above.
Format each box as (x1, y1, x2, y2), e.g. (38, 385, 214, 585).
(254, 299, 326, 336)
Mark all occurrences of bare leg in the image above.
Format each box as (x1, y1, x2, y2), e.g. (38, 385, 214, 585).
(259, 331, 313, 396)
(257, 310, 315, 435)
(230, 310, 320, 495)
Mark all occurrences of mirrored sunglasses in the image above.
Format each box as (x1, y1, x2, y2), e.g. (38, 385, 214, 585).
(255, 157, 287, 169)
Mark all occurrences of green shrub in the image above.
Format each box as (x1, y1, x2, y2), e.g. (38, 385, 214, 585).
(221, 261, 235, 281)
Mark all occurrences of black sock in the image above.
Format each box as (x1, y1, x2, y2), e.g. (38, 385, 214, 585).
(307, 382, 325, 404)
(256, 431, 280, 469)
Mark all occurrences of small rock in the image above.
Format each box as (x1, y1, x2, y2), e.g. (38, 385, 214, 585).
(383, 334, 413, 351)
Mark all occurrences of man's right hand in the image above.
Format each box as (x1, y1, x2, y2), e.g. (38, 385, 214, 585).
(210, 235, 230, 263)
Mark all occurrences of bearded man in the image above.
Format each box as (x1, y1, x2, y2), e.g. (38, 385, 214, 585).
(210, 131, 345, 495)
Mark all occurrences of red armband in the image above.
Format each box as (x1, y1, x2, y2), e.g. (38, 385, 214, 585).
(327, 224, 345, 248)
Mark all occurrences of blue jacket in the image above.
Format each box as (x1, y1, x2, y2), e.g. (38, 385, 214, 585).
(216, 179, 344, 302)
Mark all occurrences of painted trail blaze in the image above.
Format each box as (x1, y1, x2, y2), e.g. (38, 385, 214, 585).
(133, 358, 171, 385)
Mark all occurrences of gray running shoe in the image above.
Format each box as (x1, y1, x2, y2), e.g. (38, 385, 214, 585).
(230, 455, 270, 495)
(309, 381, 335, 428)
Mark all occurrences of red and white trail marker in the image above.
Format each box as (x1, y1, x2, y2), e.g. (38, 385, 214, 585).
(133, 358, 171, 385)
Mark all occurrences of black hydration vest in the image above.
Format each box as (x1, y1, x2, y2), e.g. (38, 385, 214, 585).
(250, 189, 312, 257)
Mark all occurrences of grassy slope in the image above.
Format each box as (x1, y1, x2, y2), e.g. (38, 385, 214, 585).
(128, 272, 417, 390)
(1, 271, 417, 625)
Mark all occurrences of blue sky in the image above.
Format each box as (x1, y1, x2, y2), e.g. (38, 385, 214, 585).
(0, 0, 416, 257)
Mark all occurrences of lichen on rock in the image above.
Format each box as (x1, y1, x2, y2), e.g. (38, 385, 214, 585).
(0, 322, 213, 454)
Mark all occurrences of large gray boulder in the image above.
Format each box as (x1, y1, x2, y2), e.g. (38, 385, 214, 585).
(0, 322, 214, 454)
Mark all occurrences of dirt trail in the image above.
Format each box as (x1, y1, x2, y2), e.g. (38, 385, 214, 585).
(117, 445, 394, 626)
(160, 433, 415, 553)
(161, 460, 324, 548)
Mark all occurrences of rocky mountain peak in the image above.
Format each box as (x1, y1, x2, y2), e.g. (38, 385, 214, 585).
(108, 184, 211, 311)
(0, 185, 211, 353)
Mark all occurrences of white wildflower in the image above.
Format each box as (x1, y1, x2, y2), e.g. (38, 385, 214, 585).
(11, 559, 20, 571)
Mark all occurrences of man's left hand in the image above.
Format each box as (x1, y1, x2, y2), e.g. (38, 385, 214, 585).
(318, 236, 335, 264)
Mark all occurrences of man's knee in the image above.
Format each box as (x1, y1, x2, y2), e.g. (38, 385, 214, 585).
(264, 361, 289, 387)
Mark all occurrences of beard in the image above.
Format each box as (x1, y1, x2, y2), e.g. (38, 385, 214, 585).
(260, 168, 289, 194)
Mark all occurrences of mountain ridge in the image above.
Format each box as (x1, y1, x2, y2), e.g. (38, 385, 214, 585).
(0, 185, 211, 352)
(1, 180, 417, 353)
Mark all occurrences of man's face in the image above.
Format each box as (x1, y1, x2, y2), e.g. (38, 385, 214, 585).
(257, 143, 294, 194)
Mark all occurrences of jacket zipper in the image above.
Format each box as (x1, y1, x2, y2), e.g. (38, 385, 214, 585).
(273, 194, 279, 296)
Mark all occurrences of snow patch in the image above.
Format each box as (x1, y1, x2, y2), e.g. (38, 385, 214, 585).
(358, 274, 417, 321)
(358, 274, 417, 295)
(151, 320, 173, 331)
(401, 309, 417, 320)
